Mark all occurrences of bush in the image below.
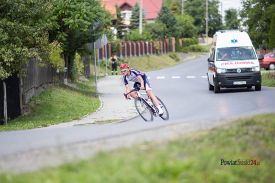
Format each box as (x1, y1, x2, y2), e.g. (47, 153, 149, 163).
(71, 53, 84, 81)
(110, 40, 120, 54)
(49, 41, 64, 70)
(183, 38, 198, 47)
(181, 45, 206, 53)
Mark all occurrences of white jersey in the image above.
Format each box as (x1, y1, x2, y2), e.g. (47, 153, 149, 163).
(123, 68, 152, 90)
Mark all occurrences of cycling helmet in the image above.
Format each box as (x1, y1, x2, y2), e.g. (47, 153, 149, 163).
(119, 63, 130, 70)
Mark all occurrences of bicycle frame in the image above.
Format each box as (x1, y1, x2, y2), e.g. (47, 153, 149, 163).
(124, 89, 157, 115)
(124, 87, 169, 121)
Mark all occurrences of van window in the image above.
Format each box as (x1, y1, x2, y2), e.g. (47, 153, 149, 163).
(216, 46, 257, 61)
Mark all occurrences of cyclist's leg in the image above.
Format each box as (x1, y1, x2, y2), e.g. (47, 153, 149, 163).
(146, 88, 159, 106)
(129, 90, 138, 98)
(144, 79, 163, 115)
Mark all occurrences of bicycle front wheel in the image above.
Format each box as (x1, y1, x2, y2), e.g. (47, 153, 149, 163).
(134, 98, 153, 121)
(156, 96, 169, 120)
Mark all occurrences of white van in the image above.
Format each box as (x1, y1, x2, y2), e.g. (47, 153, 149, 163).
(207, 30, 261, 93)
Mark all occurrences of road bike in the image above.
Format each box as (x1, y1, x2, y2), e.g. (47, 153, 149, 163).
(124, 84, 169, 122)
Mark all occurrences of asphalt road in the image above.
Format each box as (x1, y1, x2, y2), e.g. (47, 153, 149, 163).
(1, 55, 275, 172)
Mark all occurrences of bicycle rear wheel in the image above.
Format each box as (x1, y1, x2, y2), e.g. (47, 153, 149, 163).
(134, 98, 153, 121)
(156, 96, 169, 120)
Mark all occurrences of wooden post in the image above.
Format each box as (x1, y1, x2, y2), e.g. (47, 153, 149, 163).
(3, 81, 8, 125)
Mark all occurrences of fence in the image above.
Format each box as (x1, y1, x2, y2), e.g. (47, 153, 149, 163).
(0, 76, 21, 124)
(96, 38, 176, 60)
(22, 59, 63, 104)
(0, 60, 63, 123)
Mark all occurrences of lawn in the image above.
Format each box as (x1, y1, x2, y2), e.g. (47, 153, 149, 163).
(96, 52, 204, 76)
(0, 78, 100, 131)
(262, 71, 275, 87)
(1, 113, 274, 182)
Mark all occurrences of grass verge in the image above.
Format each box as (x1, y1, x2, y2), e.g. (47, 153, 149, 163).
(0, 78, 100, 131)
(124, 53, 194, 72)
(262, 71, 275, 87)
(97, 53, 204, 75)
(1, 113, 274, 182)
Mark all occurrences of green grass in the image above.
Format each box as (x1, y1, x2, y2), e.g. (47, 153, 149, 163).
(1, 113, 275, 182)
(0, 79, 100, 131)
(122, 53, 199, 72)
(97, 53, 203, 75)
(262, 71, 275, 87)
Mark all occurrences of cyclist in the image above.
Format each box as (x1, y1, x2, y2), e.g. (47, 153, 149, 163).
(120, 63, 164, 116)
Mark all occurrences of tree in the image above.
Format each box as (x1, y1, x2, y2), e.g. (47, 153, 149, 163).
(131, 3, 140, 30)
(269, 13, 275, 49)
(240, 0, 275, 48)
(115, 6, 125, 39)
(224, 8, 240, 29)
(125, 29, 152, 41)
(145, 22, 168, 40)
(0, 0, 51, 80)
(49, 0, 110, 80)
(174, 14, 198, 38)
(157, 6, 177, 37)
(184, 0, 223, 36)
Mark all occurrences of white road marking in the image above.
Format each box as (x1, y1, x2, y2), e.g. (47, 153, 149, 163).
(186, 76, 196, 79)
(201, 76, 207, 79)
(156, 76, 165, 79)
(171, 76, 181, 79)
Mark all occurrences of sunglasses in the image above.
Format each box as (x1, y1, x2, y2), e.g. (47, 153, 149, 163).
(121, 69, 128, 73)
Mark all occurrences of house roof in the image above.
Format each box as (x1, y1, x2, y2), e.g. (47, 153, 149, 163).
(101, 0, 163, 20)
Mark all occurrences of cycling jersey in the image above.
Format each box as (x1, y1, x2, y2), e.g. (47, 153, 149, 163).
(123, 69, 152, 90)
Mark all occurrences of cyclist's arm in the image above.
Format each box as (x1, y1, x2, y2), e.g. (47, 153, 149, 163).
(124, 84, 131, 99)
(125, 84, 130, 93)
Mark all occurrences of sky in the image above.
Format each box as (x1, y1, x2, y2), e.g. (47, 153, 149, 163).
(221, 0, 242, 18)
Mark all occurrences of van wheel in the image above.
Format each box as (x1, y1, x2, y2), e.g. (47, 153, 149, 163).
(214, 81, 220, 93)
(208, 82, 214, 91)
(255, 84, 261, 91)
(247, 86, 252, 89)
(269, 63, 275, 70)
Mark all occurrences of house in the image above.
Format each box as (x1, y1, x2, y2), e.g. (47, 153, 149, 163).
(101, 0, 163, 26)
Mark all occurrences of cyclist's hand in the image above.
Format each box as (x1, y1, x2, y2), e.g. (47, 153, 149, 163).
(124, 93, 131, 100)
(126, 94, 131, 100)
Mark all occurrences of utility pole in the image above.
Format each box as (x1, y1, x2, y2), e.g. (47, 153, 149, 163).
(181, 0, 184, 15)
(205, 0, 209, 43)
(139, 0, 143, 34)
(220, 1, 223, 23)
(3, 81, 7, 125)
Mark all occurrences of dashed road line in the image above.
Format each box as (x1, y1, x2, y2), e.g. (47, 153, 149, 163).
(186, 76, 196, 79)
(171, 76, 181, 79)
(156, 76, 165, 79)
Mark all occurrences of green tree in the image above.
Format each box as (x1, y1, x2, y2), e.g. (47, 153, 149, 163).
(0, 0, 51, 80)
(125, 29, 152, 41)
(241, 0, 275, 48)
(49, 0, 110, 80)
(169, 0, 181, 15)
(269, 13, 275, 49)
(131, 3, 141, 30)
(174, 14, 198, 38)
(115, 6, 125, 39)
(145, 22, 168, 40)
(224, 8, 240, 29)
(184, 0, 222, 36)
(157, 6, 177, 37)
